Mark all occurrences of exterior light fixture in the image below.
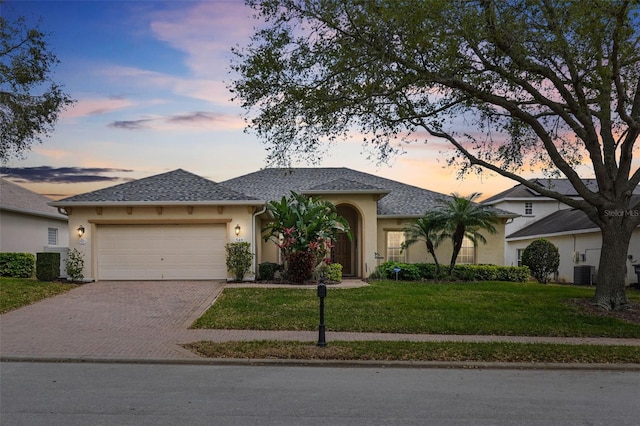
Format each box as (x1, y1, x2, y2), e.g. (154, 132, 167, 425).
(77, 225, 85, 237)
(235, 224, 241, 236)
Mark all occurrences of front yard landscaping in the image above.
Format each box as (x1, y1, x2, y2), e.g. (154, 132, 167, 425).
(0, 277, 78, 314)
(187, 280, 640, 363)
(192, 281, 640, 337)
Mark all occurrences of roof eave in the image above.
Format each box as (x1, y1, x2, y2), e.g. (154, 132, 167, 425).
(506, 227, 600, 241)
(0, 206, 68, 221)
(49, 200, 266, 207)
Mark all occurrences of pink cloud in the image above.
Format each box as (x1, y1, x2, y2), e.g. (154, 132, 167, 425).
(62, 96, 135, 119)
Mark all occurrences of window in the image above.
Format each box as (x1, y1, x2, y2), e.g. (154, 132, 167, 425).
(517, 249, 524, 267)
(456, 236, 475, 264)
(386, 231, 405, 262)
(47, 228, 58, 246)
(524, 202, 533, 215)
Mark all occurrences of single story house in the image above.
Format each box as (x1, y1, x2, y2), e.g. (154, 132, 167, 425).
(1, 178, 69, 276)
(50, 168, 516, 281)
(483, 179, 640, 285)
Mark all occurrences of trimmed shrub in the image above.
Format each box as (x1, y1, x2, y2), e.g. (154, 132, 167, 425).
(373, 261, 529, 282)
(376, 261, 421, 281)
(495, 265, 530, 282)
(324, 263, 343, 283)
(314, 261, 343, 282)
(286, 250, 315, 283)
(258, 262, 282, 281)
(65, 248, 85, 281)
(36, 252, 60, 281)
(521, 239, 560, 284)
(0, 252, 35, 278)
(225, 242, 254, 281)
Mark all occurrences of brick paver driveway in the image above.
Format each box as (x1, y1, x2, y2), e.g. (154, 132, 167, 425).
(0, 281, 224, 360)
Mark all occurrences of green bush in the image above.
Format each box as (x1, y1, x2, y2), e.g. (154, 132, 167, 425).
(521, 239, 560, 284)
(0, 252, 35, 278)
(496, 265, 530, 282)
(36, 252, 60, 281)
(374, 261, 529, 282)
(316, 262, 343, 283)
(258, 262, 282, 280)
(376, 261, 421, 281)
(65, 248, 85, 281)
(225, 242, 254, 281)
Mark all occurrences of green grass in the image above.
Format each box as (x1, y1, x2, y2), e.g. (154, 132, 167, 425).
(0, 277, 78, 314)
(192, 281, 640, 338)
(185, 340, 640, 364)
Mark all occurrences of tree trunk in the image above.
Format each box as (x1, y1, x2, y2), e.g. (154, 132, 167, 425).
(593, 220, 632, 311)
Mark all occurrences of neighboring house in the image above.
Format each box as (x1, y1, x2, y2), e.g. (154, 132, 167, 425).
(0, 178, 69, 276)
(483, 179, 640, 285)
(50, 168, 516, 281)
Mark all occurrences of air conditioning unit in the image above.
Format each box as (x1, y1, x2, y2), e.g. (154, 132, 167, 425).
(572, 251, 580, 263)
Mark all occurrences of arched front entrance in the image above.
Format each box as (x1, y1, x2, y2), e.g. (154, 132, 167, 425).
(332, 204, 361, 277)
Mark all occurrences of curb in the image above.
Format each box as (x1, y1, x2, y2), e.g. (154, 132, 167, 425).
(2, 356, 640, 371)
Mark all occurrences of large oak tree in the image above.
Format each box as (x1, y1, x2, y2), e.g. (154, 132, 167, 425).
(230, 0, 640, 310)
(0, 3, 73, 162)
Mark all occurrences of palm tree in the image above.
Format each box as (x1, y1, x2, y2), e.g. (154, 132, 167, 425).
(401, 212, 446, 276)
(432, 193, 498, 274)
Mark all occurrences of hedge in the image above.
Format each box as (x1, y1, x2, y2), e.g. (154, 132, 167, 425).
(373, 261, 530, 282)
(36, 252, 60, 281)
(0, 252, 36, 278)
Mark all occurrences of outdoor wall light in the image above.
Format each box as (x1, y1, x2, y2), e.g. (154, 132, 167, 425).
(77, 225, 85, 237)
(235, 224, 241, 236)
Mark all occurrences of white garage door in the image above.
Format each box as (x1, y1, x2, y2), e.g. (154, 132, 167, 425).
(97, 224, 227, 280)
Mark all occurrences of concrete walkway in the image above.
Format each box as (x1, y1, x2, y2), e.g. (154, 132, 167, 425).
(1, 280, 640, 364)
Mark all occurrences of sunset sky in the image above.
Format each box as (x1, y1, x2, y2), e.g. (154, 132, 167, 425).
(2, 0, 536, 200)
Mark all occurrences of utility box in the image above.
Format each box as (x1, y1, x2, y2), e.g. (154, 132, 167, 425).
(573, 265, 594, 285)
(633, 264, 640, 288)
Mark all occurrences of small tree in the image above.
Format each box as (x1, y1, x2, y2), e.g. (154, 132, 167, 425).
(65, 248, 84, 281)
(401, 212, 446, 276)
(521, 239, 560, 284)
(431, 193, 498, 274)
(225, 242, 254, 281)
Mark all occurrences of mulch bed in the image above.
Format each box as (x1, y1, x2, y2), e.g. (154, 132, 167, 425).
(568, 297, 640, 325)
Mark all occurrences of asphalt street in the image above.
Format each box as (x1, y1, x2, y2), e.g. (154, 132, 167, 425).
(1, 362, 639, 425)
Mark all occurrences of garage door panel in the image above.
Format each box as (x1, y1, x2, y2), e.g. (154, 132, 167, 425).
(97, 224, 227, 280)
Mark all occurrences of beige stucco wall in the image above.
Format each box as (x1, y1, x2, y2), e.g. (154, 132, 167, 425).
(376, 217, 508, 270)
(0, 210, 69, 254)
(66, 204, 257, 281)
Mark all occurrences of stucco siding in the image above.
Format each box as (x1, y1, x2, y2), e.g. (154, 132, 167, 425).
(66, 205, 256, 281)
(0, 210, 68, 254)
(505, 228, 640, 285)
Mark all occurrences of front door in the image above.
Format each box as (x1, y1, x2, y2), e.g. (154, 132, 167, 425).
(332, 232, 352, 276)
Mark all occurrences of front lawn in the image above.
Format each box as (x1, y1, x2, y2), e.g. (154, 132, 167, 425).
(0, 277, 78, 314)
(185, 340, 640, 364)
(192, 281, 640, 338)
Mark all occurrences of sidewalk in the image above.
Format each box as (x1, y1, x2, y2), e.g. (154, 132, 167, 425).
(1, 280, 639, 368)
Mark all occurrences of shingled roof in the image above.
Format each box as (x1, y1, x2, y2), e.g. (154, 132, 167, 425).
(506, 209, 598, 240)
(506, 194, 640, 240)
(0, 178, 67, 220)
(50, 169, 262, 206)
(221, 167, 514, 217)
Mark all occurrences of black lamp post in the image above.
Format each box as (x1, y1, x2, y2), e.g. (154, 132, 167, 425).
(317, 275, 327, 347)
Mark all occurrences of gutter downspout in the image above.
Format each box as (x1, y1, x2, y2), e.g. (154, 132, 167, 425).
(252, 204, 267, 279)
